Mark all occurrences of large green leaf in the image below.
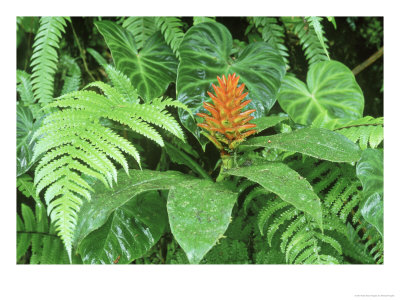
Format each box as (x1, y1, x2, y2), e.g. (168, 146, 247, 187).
(73, 169, 188, 248)
(177, 21, 286, 148)
(95, 20, 178, 101)
(167, 179, 237, 264)
(74, 169, 237, 264)
(277, 60, 364, 126)
(356, 149, 383, 235)
(226, 163, 323, 228)
(78, 191, 167, 264)
(239, 127, 361, 163)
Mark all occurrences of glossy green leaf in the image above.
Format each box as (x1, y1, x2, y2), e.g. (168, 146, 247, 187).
(277, 60, 364, 126)
(252, 115, 288, 133)
(78, 191, 167, 264)
(164, 141, 211, 180)
(95, 20, 178, 101)
(167, 179, 238, 264)
(356, 149, 383, 235)
(239, 127, 361, 163)
(73, 169, 189, 248)
(226, 163, 323, 228)
(177, 21, 286, 148)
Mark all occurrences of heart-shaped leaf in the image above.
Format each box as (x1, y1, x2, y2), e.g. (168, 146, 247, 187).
(167, 179, 238, 264)
(226, 163, 323, 228)
(95, 20, 178, 102)
(177, 21, 286, 148)
(78, 191, 167, 264)
(239, 127, 361, 163)
(356, 149, 383, 235)
(277, 60, 364, 126)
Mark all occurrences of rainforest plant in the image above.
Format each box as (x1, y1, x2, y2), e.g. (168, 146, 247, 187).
(17, 16, 383, 264)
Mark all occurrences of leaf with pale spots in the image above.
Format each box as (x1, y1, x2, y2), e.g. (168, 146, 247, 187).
(167, 179, 237, 264)
(226, 163, 323, 229)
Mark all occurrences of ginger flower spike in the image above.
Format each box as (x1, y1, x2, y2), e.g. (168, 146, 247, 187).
(197, 73, 257, 155)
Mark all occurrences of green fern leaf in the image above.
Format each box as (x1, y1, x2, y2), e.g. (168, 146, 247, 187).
(253, 17, 289, 66)
(59, 55, 81, 95)
(104, 65, 139, 103)
(33, 77, 185, 257)
(283, 17, 329, 65)
(30, 17, 70, 104)
(122, 17, 157, 50)
(155, 17, 185, 57)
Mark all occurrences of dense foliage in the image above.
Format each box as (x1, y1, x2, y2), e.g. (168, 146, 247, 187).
(17, 16, 383, 264)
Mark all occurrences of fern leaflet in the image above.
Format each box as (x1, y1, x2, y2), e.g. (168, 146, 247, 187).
(122, 17, 158, 50)
(30, 17, 70, 104)
(334, 116, 384, 149)
(253, 17, 289, 66)
(155, 17, 185, 57)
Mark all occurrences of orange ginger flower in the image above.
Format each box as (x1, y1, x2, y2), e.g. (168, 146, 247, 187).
(197, 73, 257, 155)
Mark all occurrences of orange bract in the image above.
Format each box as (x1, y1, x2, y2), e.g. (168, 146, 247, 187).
(196, 73, 257, 155)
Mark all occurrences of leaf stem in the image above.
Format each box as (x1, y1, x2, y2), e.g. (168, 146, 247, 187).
(70, 19, 96, 82)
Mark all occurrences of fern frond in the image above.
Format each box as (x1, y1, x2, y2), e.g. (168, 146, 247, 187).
(283, 17, 329, 66)
(305, 17, 330, 59)
(253, 17, 289, 66)
(122, 17, 158, 50)
(155, 17, 185, 57)
(104, 65, 139, 103)
(17, 70, 35, 104)
(17, 70, 42, 118)
(17, 203, 70, 264)
(34, 78, 185, 257)
(59, 55, 81, 95)
(257, 200, 290, 235)
(30, 17, 70, 104)
(334, 116, 384, 149)
(286, 156, 383, 264)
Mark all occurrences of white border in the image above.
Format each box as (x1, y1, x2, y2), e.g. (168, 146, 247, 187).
(2, 1, 399, 299)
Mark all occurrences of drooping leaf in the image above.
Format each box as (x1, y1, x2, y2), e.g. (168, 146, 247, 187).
(239, 127, 361, 163)
(95, 20, 178, 102)
(177, 21, 285, 148)
(356, 149, 383, 235)
(167, 179, 238, 264)
(252, 115, 288, 133)
(226, 163, 323, 228)
(277, 60, 364, 126)
(73, 169, 188, 248)
(78, 191, 168, 264)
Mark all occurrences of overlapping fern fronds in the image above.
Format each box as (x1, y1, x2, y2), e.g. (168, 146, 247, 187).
(287, 157, 383, 263)
(59, 55, 82, 96)
(257, 198, 343, 264)
(122, 17, 158, 50)
(334, 116, 384, 150)
(30, 17, 70, 104)
(32, 69, 190, 259)
(283, 17, 330, 66)
(155, 17, 185, 57)
(17, 202, 70, 264)
(17, 70, 42, 119)
(252, 17, 289, 66)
